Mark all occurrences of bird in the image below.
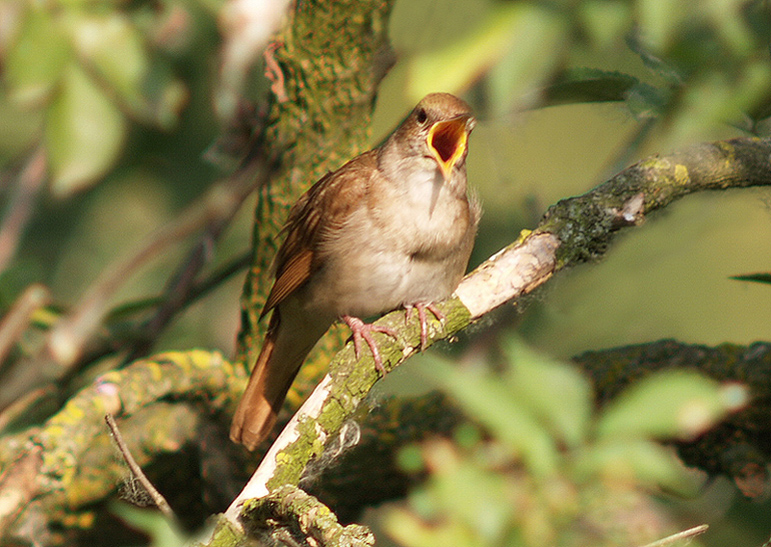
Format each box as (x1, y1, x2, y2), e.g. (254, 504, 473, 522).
(230, 92, 481, 450)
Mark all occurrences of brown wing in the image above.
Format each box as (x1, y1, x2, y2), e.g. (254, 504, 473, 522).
(260, 150, 378, 318)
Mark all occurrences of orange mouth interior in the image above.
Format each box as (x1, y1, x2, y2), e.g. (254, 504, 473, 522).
(428, 118, 468, 178)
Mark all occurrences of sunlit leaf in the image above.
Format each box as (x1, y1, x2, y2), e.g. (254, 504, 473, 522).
(68, 14, 148, 108)
(578, 0, 632, 49)
(64, 13, 185, 128)
(637, 0, 690, 52)
(420, 355, 558, 477)
(502, 337, 592, 447)
(486, 4, 567, 114)
(5, 8, 71, 106)
(596, 370, 747, 441)
(406, 4, 524, 101)
(45, 64, 127, 196)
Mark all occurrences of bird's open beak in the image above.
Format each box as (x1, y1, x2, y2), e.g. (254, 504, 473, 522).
(427, 115, 474, 180)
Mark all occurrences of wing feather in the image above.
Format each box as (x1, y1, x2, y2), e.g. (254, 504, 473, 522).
(260, 150, 377, 318)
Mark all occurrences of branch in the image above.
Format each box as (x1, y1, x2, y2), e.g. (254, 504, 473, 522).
(0, 350, 237, 544)
(223, 137, 771, 533)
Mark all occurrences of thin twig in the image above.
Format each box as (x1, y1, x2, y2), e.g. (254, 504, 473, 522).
(637, 524, 709, 547)
(104, 413, 176, 521)
(0, 284, 50, 369)
(45, 155, 265, 370)
(0, 147, 46, 275)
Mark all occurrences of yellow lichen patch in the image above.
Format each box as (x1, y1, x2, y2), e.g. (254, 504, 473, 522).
(715, 140, 737, 169)
(147, 361, 164, 382)
(674, 164, 690, 185)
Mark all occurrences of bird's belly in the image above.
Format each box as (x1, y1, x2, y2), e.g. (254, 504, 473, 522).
(306, 249, 463, 319)
(305, 192, 473, 319)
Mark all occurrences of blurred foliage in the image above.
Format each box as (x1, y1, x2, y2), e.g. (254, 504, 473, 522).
(384, 339, 746, 547)
(0, 0, 770, 545)
(2, 0, 192, 194)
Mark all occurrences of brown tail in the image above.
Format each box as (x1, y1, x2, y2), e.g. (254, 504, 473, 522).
(230, 309, 331, 450)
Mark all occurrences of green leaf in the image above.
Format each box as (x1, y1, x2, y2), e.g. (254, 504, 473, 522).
(45, 64, 127, 196)
(731, 272, 771, 285)
(486, 4, 567, 114)
(65, 13, 185, 128)
(420, 354, 558, 477)
(5, 8, 72, 106)
(68, 14, 148, 113)
(407, 4, 552, 102)
(502, 337, 592, 448)
(108, 501, 186, 547)
(578, 0, 632, 49)
(636, 0, 690, 53)
(573, 439, 700, 495)
(543, 68, 639, 106)
(596, 370, 747, 441)
(625, 81, 669, 119)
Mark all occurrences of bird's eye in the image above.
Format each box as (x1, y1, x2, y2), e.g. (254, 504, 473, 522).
(416, 108, 428, 124)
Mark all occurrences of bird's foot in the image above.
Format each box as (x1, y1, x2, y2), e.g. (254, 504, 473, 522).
(404, 302, 445, 351)
(342, 315, 398, 375)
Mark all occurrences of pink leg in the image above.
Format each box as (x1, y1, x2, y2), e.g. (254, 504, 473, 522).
(404, 302, 445, 351)
(342, 315, 398, 375)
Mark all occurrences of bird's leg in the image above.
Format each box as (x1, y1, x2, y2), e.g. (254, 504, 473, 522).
(342, 315, 398, 375)
(404, 302, 446, 351)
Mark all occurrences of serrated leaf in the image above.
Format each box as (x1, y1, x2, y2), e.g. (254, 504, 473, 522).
(731, 272, 771, 285)
(45, 64, 126, 196)
(5, 8, 71, 106)
(596, 370, 746, 441)
(543, 69, 639, 106)
(420, 354, 558, 477)
(502, 337, 592, 447)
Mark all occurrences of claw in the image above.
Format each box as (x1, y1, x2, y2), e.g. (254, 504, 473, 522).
(404, 302, 445, 351)
(342, 315, 398, 375)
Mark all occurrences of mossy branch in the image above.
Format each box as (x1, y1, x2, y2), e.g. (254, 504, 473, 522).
(222, 137, 771, 539)
(0, 350, 237, 543)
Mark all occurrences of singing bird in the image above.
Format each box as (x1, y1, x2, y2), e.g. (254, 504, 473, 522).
(230, 93, 480, 450)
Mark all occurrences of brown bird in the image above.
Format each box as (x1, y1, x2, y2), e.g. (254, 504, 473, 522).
(230, 92, 480, 450)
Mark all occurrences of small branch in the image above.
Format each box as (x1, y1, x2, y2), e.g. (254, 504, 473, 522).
(0, 350, 236, 542)
(638, 524, 709, 547)
(0, 284, 50, 369)
(46, 158, 264, 369)
(0, 147, 46, 275)
(0, 445, 43, 535)
(105, 413, 175, 521)
(239, 485, 374, 547)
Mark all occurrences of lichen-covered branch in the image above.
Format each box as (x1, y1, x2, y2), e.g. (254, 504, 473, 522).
(223, 137, 771, 538)
(0, 350, 236, 544)
(304, 341, 771, 514)
(241, 485, 374, 546)
(574, 339, 771, 498)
